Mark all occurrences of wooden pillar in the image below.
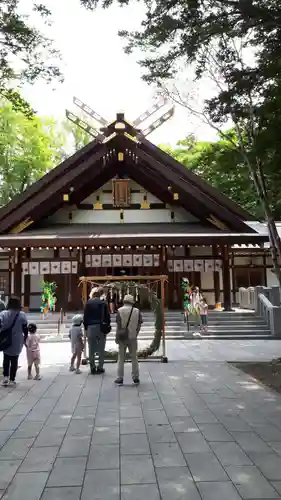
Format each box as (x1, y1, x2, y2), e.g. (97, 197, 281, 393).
(222, 245, 232, 311)
(78, 248, 86, 276)
(160, 246, 167, 307)
(23, 248, 30, 310)
(14, 248, 22, 299)
(212, 245, 220, 305)
(263, 253, 267, 286)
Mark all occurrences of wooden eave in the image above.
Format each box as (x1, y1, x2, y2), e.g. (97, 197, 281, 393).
(0, 232, 267, 248)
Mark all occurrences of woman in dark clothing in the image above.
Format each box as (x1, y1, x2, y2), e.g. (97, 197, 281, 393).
(1, 296, 28, 386)
(83, 287, 111, 375)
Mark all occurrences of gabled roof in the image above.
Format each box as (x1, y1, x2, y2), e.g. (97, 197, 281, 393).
(0, 113, 258, 238)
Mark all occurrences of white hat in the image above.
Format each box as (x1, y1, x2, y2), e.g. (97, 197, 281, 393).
(123, 294, 135, 304)
(89, 287, 103, 298)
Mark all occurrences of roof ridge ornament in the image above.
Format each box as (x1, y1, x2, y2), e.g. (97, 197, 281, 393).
(65, 97, 175, 141)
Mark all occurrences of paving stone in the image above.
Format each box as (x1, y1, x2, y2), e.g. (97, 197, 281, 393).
(72, 406, 97, 419)
(231, 431, 273, 453)
(250, 424, 281, 441)
(47, 457, 87, 487)
(120, 405, 142, 419)
(143, 410, 169, 425)
(271, 482, 281, 495)
(34, 427, 67, 447)
(87, 444, 119, 469)
(170, 417, 199, 433)
(249, 453, 281, 480)
(19, 446, 59, 472)
(92, 426, 119, 444)
(59, 435, 90, 457)
(121, 434, 150, 455)
(176, 432, 210, 453)
(46, 415, 72, 428)
(13, 421, 44, 439)
(226, 465, 279, 498)
(41, 487, 82, 500)
(0, 460, 22, 490)
(0, 430, 13, 447)
(95, 414, 119, 426)
(2, 471, 48, 500)
(151, 442, 186, 467)
(269, 442, 281, 455)
(197, 481, 241, 500)
(66, 419, 94, 437)
(82, 469, 119, 500)
(189, 411, 219, 424)
(147, 424, 177, 443)
(121, 484, 161, 500)
(0, 415, 24, 431)
(156, 466, 201, 500)
(185, 452, 228, 482)
(217, 416, 252, 432)
(121, 455, 156, 484)
(120, 417, 146, 434)
(0, 437, 34, 460)
(210, 442, 253, 466)
(198, 423, 234, 442)
(141, 400, 163, 411)
(164, 405, 190, 418)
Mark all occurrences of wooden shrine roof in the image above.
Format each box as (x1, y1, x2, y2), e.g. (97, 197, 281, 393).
(0, 113, 262, 241)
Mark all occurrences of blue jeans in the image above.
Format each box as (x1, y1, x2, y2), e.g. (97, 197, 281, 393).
(87, 325, 106, 371)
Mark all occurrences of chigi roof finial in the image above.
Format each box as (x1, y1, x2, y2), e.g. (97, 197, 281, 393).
(65, 96, 175, 142)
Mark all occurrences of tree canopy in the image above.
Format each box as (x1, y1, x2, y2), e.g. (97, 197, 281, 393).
(161, 134, 281, 220)
(0, 99, 64, 205)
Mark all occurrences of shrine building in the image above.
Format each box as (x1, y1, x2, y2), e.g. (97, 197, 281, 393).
(0, 104, 271, 311)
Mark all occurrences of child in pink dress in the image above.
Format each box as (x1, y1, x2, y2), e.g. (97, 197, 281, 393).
(26, 323, 41, 380)
(199, 297, 208, 334)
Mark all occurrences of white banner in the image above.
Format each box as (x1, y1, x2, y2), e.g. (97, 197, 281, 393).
(22, 262, 29, 275)
(39, 262, 50, 274)
(215, 259, 222, 271)
(133, 254, 143, 266)
(113, 255, 122, 267)
(153, 254, 160, 267)
(51, 262, 61, 274)
(194, 260, 204, 272)
(102, 255, 112, 267)
(29, 262, 39, 275)
(204, 260, 214, 272)
(123, 255, 132, 267)
(167, 260, 174, 272)
(184, 260, 194, 272)
(143, 254, 153, 267)
(174, 260, 183, 272)
(85, 255, 92, 268)
(92, 255, 102, 268)
(72, 261, 78, 274)
(62, 261, 71, 274)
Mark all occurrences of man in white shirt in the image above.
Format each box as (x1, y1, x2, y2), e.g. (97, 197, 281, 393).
(115, 294, 142, 386)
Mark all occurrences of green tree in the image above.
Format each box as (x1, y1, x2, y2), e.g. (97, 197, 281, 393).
(59, 119, 92, 160)
(0, 99, 64, 205)
(161, 134, 281, 220)
(0, 0, 99, 114)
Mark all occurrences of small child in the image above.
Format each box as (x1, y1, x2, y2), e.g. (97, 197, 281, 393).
(26, 323, 41, 380)
(199, 297, 208, 334)
(69, 314, 84, 374)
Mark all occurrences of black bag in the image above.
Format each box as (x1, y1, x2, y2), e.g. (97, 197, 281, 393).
(100, 303, 111, 335)
(116, 306, 133, 343)
(0, 312, 19, 352)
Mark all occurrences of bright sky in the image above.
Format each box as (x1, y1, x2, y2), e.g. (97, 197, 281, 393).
(21, 0, 217, 145)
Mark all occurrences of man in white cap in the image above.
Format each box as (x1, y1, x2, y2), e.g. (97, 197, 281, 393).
(83, 286, 111, 374)
(115, 294, 142, 385)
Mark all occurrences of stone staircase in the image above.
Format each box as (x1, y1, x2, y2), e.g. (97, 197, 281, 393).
(26, 309, 272, 342)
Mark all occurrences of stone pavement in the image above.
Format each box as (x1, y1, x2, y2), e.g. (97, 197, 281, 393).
(1, 343, 281, 499)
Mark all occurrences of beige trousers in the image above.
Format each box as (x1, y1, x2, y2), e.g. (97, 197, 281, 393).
(117, 339, 139, 379)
